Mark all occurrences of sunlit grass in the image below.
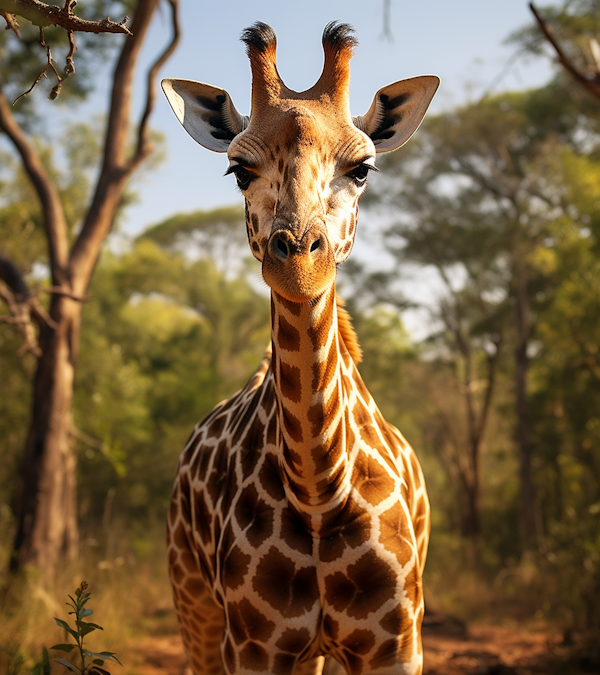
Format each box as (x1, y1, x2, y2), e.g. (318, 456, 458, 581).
(0, 524, 176, 675)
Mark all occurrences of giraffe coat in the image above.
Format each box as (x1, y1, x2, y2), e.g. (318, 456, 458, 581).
(163, 20, 438, 675)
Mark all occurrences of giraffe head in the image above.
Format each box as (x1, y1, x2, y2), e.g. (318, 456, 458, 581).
(163, 22, 438, 302)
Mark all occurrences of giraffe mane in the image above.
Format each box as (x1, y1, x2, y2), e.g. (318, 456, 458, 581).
(336, 295, 363, 364)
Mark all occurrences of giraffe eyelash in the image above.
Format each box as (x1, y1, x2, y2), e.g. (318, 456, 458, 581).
(346, 162, 379, 186)
(225, 163, 255, 191)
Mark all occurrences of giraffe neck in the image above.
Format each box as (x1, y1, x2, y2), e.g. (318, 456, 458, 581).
(270, 285, 353, 526)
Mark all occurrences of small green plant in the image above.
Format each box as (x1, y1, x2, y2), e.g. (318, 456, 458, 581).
(31, 648, 50, 675)
(51, 581, 121, 675)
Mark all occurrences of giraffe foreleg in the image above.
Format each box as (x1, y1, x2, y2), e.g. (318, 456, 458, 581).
(294, 656, 326, 675)
(171, 571, 225, 675)
(168, 508, 225, 675)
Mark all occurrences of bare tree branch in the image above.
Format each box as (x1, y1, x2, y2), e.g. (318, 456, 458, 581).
(132, 0, 180, 170)
(0, 254, 58, 355)
(13, 26, 65, 103)
(0, 90, 70, 287)
(2, 0, 132, 100)
(42, 286, 90, 302)
(0, 0, 131, 34)
(1, 9, 20, 34)
(530, 1, 600, 100)
(69, 0, 180, 296)
(381, 0, 393, 42)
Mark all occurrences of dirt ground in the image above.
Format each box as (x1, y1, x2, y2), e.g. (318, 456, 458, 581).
(132, 615, 577, 675)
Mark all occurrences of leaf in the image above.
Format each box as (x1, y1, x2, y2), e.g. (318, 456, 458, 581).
(77, 621, 103, 636)
(89, 668, 111, 675)
(54, 658, 82, 674)
(79, 621, 103, 629)
(54, 618, 78, 640)
(50, 644, 77, 653)
(32, 647, 51, 675)
(86, 652, 122, 665)
(92, 659, 105, 666)
(80, 608, 93, 618)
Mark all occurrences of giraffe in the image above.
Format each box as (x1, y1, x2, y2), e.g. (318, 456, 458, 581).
(162, 22, 438, 675)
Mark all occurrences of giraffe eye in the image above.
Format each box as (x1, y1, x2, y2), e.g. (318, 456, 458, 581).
(233, 167, 253, 191)
(346, 163, 375, 186)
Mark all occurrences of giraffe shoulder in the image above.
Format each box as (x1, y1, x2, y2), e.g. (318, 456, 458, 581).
(336, 295, 362, 364)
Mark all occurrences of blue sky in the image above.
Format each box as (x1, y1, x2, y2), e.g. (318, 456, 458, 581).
(120, 0, 554, 236)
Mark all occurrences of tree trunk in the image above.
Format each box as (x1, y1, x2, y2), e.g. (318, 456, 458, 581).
(514, 261, 537, 545)
(463, 350, 481, 538)
(4, 0, 180, 585)
(11, 296, 80, 583)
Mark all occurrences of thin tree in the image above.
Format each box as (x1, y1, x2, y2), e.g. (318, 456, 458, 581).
(0, 0, 180, 585)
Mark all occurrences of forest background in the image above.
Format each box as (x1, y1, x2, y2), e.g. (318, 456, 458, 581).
(1, 0, 600, 673)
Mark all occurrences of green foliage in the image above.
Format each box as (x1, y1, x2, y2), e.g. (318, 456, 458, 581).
(509, 0, 600, 66)
(51, 581, 121, 675)
(73, 232, 270, 529)
(364, 65, 600, 632)
(30, 648, 50, 675)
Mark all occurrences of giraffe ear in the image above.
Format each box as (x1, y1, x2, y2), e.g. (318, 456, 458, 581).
(353, 76, 439, 153)
(162, 78, 249, 153)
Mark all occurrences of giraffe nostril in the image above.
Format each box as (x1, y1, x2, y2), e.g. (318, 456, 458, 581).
(275, 235, 289, 259)
(310, 238, 321, 253)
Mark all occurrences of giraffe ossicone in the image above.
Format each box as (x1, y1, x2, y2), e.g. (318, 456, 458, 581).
(163, 21, 438, 675)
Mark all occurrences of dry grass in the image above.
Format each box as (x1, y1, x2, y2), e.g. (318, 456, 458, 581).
(0, 530, 177, 675)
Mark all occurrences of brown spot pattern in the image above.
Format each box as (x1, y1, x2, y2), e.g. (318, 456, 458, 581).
(277, 294, 302, 316)
(253, 547, 318, 617)
(353, 401, 383, 449)
(280, 361, 302, 403)
(273, 653, 296, 675)
(228, 597, 275, 644)
(379, 501, 414, 567)
(319, 500, 371, 562)
(259, 454, 285, 501)
(282, 406, 303, 443)
(380, 605, 410, 635)
(275, 627, 311, 653)
(342, 628, 376, 654)
(277, 315, 301, 352)
(240, 641, 269, 670)
(280, 507, 313, 555)
(311, 416, 343, 473)
(352, 451, 396, 507)
(234, 484, 274, 548)
(222, 544, 251, 591)
(312, 351, 337, 390)
(308, 305, 333, 351)
(369, 638, 398, 670)
(324, 550, 395, 619)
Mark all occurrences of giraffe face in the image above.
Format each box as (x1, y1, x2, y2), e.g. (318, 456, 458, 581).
(162, 22, 439, 302)
(227, 103, 376, 302)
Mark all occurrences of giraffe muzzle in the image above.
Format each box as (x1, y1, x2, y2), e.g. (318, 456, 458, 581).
(262, 227, 336, 302)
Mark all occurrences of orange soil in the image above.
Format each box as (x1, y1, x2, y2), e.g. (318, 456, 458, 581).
(131, 622, 569, 675)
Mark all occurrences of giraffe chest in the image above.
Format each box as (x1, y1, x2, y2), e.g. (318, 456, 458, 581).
(172, 375, 427, 674)
(188, 431, 418, 631)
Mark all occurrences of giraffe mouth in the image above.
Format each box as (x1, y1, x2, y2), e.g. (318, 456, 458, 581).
(262, 227, 336, 302)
